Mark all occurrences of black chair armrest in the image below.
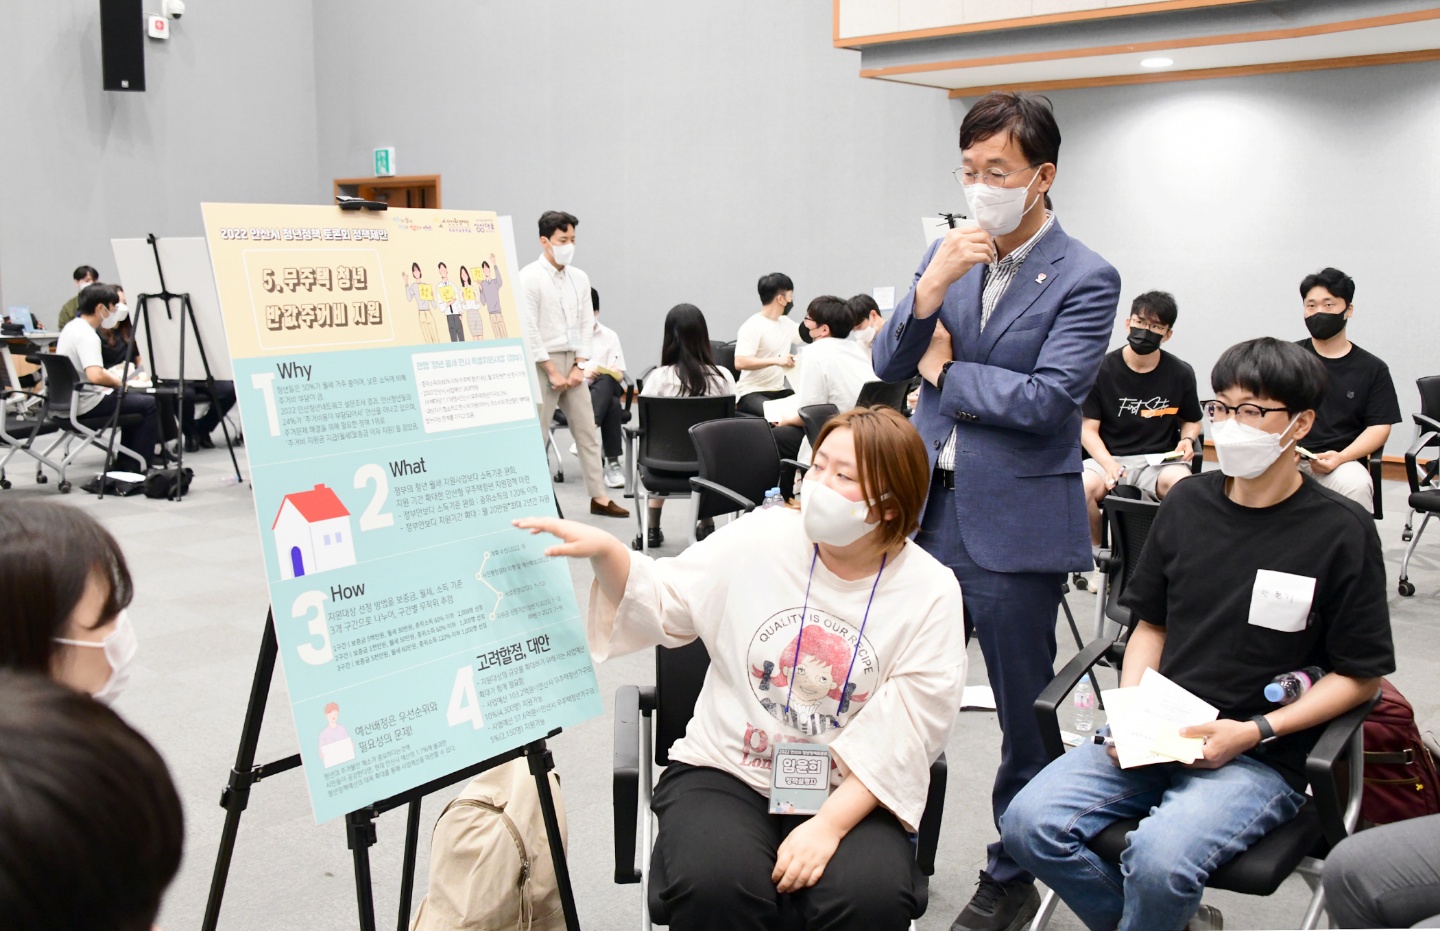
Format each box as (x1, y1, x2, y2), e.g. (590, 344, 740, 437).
(1370, 456, 1384, 520)
(1305, 690, 1381, 850)
(613, 685, 643, 884)
(1415, 413, 1440, 434)
(1093, 546, 1118, 575)
(1405, 432, 1439, 494)
(916, 752, 947, 876)
(1035, 637, 1114, 763)
(688, 477, 757, 513)
(780, 458, 809, 477)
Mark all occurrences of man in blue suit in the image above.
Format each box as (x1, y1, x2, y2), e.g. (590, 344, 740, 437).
(873, 92, 1119, 931)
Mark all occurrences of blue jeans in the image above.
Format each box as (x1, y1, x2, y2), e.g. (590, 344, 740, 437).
(1000, 736, 1305, 931)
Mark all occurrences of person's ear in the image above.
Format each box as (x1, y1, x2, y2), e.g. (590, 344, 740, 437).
(1161, 327, 1173, 344)
(1345, 304, 1355, 320)
(1291, 409, 1315, 441)
(1035, 163, 1056, 194)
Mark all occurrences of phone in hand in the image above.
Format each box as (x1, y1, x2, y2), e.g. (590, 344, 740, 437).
(1296, 446, 1318, 461)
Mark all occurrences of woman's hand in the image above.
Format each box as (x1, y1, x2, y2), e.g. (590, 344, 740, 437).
(513, 517, 619, 559)
(771, 816, 843, 893)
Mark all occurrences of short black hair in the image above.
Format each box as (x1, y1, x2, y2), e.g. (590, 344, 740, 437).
(77, 283, 120, 317)
(1211, 337, 1327, 413)
(538, 210, 579, 239)
(1130, 291, 1178, 329)
(757, 273, 794, 306)
(590, 287, 600, 312)
(959, 92, 1061, 209)
(1299, 267, 1355, 305)
(806, 295, 854, 339)
(72, 265, 99, 283)
(0, 670, 183, 931)
(846, 293, 880, 326)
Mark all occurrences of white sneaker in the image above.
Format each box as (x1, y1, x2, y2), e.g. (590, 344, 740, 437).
(1085, 569, 1103, 595)
(603, 459, 624, 488)
(568, 441, 577, 455)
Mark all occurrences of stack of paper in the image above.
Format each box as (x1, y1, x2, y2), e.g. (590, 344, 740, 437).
(762, 394, 802, 425)
(1101, 669, 1217, 768)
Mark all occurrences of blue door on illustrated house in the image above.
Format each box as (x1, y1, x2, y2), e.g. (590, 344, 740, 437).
(291, 546, 306, 578)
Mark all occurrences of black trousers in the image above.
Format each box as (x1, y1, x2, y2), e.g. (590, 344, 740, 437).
(154, 380, 238, 441)
(651, 763, 920, 931)
(737, 388, 793, 418)
(87, 391, 160, 471)
(588, 374, 623, 459)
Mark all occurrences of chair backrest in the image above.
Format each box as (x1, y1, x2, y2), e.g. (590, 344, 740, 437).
(636, 395, 735, 473)
(1189, 427, 1205, 475)
(853, 379, 909, 412)
(690, 418, 781, 520)
(654, 641, 712, 766)
(35, 354, 81, 418)
(710, 341, 739, 380)
(799, 404, 839, 450)
(1100, 495, 1162, 631)
(1418, 376, 1440, 423)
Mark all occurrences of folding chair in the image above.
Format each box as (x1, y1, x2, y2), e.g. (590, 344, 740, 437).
(798, 404, 838, 452)
(32, 354, 146, 493)
(624, 395, 735, 552)
(547, 372, 636, 484)
(1397, 422, 1440, 596)
(853, 379, 910, 412)
(688, 417, 784, 532)
(1401, 376, 1440, 542)
(614, 642, 948, 930)
(710, 340, 739, 380)
(0, 366, 60, 490)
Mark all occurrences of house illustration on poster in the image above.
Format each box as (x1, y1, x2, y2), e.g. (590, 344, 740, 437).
(272, 484, 357, 579)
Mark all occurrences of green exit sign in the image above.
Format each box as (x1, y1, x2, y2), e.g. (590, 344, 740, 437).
(373, 147, 396, 177)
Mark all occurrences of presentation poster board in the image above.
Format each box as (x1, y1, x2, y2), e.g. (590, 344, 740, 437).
(201, 203, 602, 823)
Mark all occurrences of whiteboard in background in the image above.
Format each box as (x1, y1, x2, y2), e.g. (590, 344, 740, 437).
(111, 237, 235, 381)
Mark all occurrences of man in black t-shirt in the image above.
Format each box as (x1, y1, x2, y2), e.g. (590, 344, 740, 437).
(1295, 267, 1400, 510)
(1002, 337, 1394, 931)
(1081, 291, 1202, 547)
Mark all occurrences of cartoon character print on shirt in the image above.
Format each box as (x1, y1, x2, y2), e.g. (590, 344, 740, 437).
(747, 607, 878, 739)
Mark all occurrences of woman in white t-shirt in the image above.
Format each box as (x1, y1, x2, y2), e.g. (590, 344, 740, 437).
(637, 303, 736, 546)
(516, 407, 966, 931)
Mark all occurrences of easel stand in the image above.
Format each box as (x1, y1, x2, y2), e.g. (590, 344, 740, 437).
(133, 232, 244, 499)
(202, 611, 581, 931)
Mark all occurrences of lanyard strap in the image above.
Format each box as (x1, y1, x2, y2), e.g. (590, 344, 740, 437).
(783, 546, 887, 718)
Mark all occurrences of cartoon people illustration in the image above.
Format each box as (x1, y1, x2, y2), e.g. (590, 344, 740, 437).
(459, 265, 483, 340)
(477, 254, 506, 338)
(317, 701, 355, 767)
(436, 262, 464, 342)
(752, 624, 865, 736)
(404, 262, 438, 343)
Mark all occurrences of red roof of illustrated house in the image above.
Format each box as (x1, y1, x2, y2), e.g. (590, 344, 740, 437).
(272, 484, 351, 529)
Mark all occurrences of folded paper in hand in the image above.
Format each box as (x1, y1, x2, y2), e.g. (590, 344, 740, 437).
(1101, 668, 1217, 768)
(762, 395, 802, 425)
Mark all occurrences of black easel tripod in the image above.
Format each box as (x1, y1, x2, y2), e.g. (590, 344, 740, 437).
(127, 232, 243, 498)
(201, 611, 581, 931)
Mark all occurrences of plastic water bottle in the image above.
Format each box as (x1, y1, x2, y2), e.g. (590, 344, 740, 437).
(1265, 666, 1324, 705)
(1073, 678, 1096, 733)
(760, 487, 784, 509)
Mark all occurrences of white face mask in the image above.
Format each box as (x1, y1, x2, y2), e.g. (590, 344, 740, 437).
(853, 324, 877, 348)
(962, 169, 1043, 236)
(1211, 415, 1299, 480)
(800, 479, 879, 547)
(550, 242, 575, 267)
(54, 609, 138, 704)
(100, 302, 128, 329)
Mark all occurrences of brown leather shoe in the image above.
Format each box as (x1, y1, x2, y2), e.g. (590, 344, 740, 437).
(590, 498, 630, 518)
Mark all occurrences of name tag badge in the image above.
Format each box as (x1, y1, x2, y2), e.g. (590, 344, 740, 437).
(1248, 569, 1315, 633)
(770, 744, 832, 815)
(567, 326, 585, 348)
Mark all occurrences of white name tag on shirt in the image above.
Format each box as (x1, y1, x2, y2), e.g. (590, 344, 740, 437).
(566, 326, 585, 348)
(1248, 569, 1315, 633)
(769, 744, 832, 815)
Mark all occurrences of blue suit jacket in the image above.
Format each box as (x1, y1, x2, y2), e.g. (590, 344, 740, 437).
(873, 220, 1120, 574)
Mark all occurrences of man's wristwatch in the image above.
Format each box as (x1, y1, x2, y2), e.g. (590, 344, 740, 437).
(935, 360, 955, 393)
(1249, 714, 1278, 744)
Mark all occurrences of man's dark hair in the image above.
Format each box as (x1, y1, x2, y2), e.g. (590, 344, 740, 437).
(846, 293, 880, 327)
(0, 670, 183, 931)
(590, 287, 600, 312)
(1131, 290, 1178, 329)
(538, 210, 579, 239)
(806, 295, 854, 339)
(77, 283, 120, 318)
(757, 272, 794, 306)
(959, 92, 1061, 208)
(1299, 267, 1355, 305)
(1211, 337, 1327, 413)
(72, 265, 99, 283)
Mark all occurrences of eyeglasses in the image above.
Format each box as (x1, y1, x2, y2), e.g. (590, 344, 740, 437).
(1201, 400, 1291, 426)
(1304, 298, 1346, 312)
(952, 163, 1041, 188)
(1129, 316, 1170, 335)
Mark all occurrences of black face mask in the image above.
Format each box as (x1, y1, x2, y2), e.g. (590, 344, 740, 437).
(1127, 327, 1163, 355)
(798, 321, 815, 344)
(782, 300, 794, 316)
(1305, 309, 1348, 340)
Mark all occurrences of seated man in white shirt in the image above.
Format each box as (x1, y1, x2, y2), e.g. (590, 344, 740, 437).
(734, 272, 800, 417)
(771, 295, 877, 462)
(54, 284, 162, 473)
(583, 287, 627, 489)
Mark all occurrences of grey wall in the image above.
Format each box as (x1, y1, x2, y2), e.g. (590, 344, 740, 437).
(1035, 60, 1440, 430)
(0, 1, 322, 324)
(310, 0, 961, 372)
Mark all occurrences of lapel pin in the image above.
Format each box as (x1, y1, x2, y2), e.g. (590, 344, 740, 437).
(1036, 273, 1047, 283)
